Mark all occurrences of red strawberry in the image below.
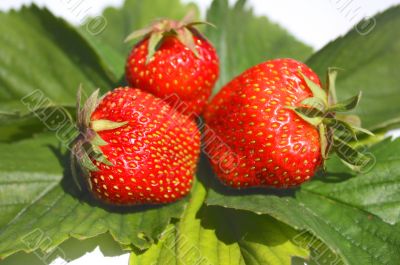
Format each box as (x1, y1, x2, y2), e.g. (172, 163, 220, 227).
(72, 87, 200, 205)
(203, 58, 371, 188)
(125, 13, 219, 116)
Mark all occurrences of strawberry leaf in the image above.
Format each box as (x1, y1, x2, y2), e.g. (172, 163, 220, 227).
(207, 138, 400, 264)
(129, 180, 312, 265)
(0, 6, 114, 107)
(0, 133, 187, 259)
(307, 5, 400, 131)
(0, 6, 115, 142)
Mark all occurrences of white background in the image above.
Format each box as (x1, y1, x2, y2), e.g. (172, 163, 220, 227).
(0, 0, 399, 265)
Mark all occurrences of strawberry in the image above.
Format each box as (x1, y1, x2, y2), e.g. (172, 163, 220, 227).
(125, 12, 219, 116)
(203, 58, 371, 188)
(72, 87, 200, 205)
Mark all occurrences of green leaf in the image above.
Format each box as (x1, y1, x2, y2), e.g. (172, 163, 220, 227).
(77, 32, 126, 82)
(0, 104, 75, 142)
(207, 138, 400, 264)
(0, 5, 114, 105)
(205, 0, 313, 93)
(303, 138, 400, 225)
(307, 5, 400, 131)
(130, 180, 309, 265)
(80, 0, 199, 78)
(0, 5, 117, 142)
(0, 133, 187, 259)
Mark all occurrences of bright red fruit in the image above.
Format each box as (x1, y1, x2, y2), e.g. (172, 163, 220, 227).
(73, 87, 200, 205)
(125, 15, 219, 116)
(203, 58, 369, 188)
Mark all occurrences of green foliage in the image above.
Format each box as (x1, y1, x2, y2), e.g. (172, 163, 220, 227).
(0, 1, 399, 264)
(0, 6, 114, 105)
(307, 5, 400, 130)
(207, 139, 400, 264)
(0, 5, 115, 142)
(129, 181, 309, 265)
(0, 133, 187, 259)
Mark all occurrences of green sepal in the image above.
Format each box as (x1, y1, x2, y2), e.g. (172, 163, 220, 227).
(327, 91, 361, 112)
(72, 86, 129, 176)
(90, 133, 108, 146)
(318, 124, 328, 161)
(350, 125, 374, 136)
(124, 26, 154, 43)
(76, 145, 99, 172)
(90, 145, 114, 166)
(176, 26, 202, 59)
(76, 88, 100, 130)
(91, 119, 128, 132)
(332, 136, 372, 172)
(186, 21, 216, 28)
(336, 114, 361, 127)
(285, 106, 323, 127)
(83, 89, 100, 126)
(300, 97, 326, 112)
(323, 118, 358, 140)
(146, 31, 164, 64)
(299, 72, 328, 105)
(95, 155, 114, 167)
(291, 106, 325, 118)
(332, 116, 374, 137)
(326, 67, 341, 104)
(124, 11, 214, 62)
(295, 114, 322, 127)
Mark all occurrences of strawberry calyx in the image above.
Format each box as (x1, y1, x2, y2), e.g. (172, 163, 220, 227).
(287, 69, 374, 171)
(72, 87, 127, 177)
(124, 10, 214, 63)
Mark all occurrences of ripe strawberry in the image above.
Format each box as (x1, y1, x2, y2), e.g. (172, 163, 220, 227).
(72, 87, 200, 205)
(125, 13, 219, 116)
(203, 58, 371, 188)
